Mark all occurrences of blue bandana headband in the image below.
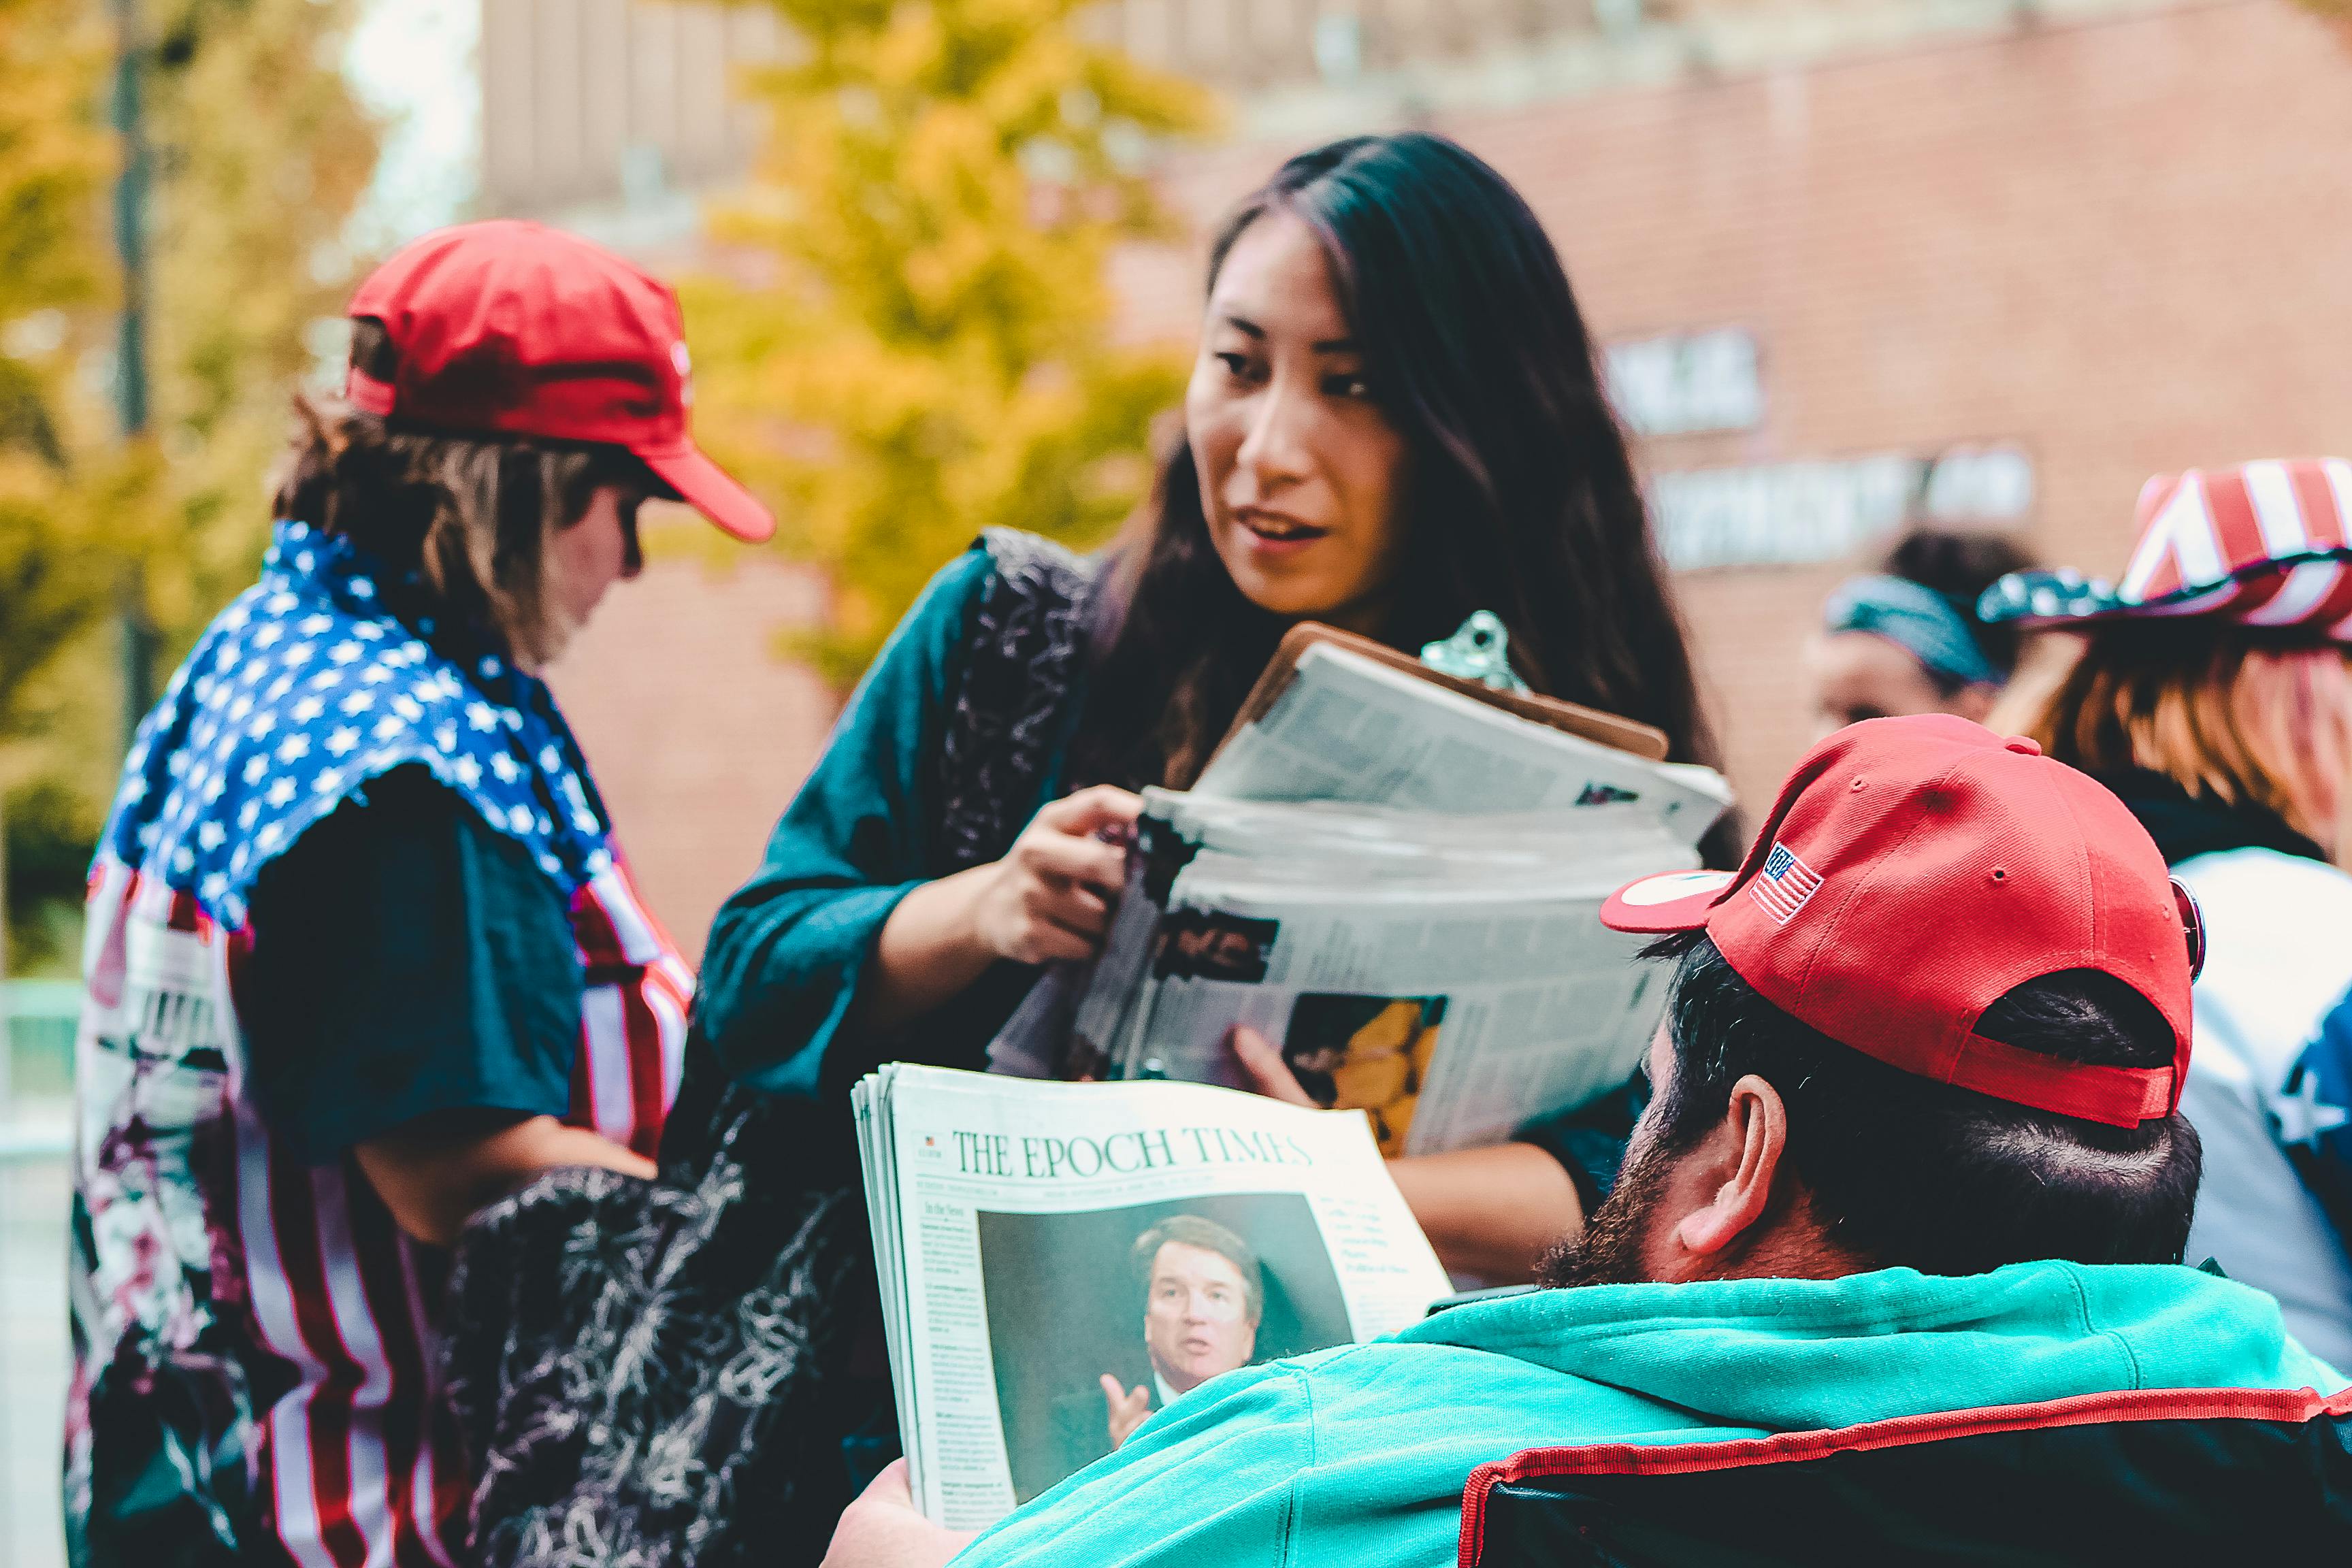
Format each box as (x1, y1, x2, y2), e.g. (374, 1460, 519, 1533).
(1823, 574, 2003, 689)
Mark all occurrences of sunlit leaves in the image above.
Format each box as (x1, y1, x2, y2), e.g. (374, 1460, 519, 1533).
(687, 0, 1215, 681)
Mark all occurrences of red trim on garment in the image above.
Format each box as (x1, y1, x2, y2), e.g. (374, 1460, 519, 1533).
(1456, 1384, 2352, 1568)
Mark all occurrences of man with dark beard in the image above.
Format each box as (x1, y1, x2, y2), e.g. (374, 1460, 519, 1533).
(822, 717, 2351, 1568)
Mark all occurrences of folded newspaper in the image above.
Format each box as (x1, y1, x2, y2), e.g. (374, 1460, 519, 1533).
(990, 640, 1734, 1155)
(854, 1063, 1451, 1526)
(1195, 638, 1731, 823)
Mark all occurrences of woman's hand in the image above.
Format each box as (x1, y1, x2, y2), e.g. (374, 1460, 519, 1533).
(1230, 1025, 1584, 1281)
(858, 785, 1142, 1032)
(1228, 1024, 1316, 1105)
(968, 786, 1142, 964)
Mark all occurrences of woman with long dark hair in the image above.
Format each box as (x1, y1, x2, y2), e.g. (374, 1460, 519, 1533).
(699, 131, 1724, 1268)
(444, 134, 1727, 1565)
(1066, 134, 1718, 793)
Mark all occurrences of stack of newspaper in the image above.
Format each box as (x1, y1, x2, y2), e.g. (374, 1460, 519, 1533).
(991, 638, 1734, 1156)
(854, 1064, 1452, 1526)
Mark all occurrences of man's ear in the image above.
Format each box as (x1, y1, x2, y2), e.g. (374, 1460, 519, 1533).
(1670, 1074, 1789, 1260)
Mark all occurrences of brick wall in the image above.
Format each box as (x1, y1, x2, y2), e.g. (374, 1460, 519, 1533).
(1136, 0, 2352, 804)
(538, 0, 2352, 953)
(545, 531, 835, 961)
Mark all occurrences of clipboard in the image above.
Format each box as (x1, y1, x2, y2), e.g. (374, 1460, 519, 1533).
(1207, 622, 1673, 768)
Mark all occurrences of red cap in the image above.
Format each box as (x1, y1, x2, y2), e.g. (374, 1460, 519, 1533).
(344, 220, 774, 544)
(1601, 715, 2200, 1128)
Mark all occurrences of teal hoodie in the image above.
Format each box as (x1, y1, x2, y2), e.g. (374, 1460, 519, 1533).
(952, 1261, 2343, 1568)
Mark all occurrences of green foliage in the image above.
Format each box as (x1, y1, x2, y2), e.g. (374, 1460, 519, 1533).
(687, 0, 1215, 680)
(0, 0, 377, 970)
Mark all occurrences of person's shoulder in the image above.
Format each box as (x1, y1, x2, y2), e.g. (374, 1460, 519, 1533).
(843, 547, 1001, 697)
(906, 541, 1000, 626)
(2066, 1260, 2350, 1394)
(2174, 844, 2352, 902)
(881, 532, 1094, 657)
(956, 1362, 1316, 1567)
(258, 762, 457, 871)
(2174, 847, 2352, 1049)
(973, 527, 1096, 591)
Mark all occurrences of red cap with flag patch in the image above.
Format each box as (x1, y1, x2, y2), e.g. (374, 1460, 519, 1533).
(1978, 459, 2352, 638)
(1601, 715, 2202, 1128)
(343, 219, 774, 544)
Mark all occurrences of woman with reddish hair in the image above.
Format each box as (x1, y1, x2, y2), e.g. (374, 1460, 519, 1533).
(1987, 459, 2352, 1368)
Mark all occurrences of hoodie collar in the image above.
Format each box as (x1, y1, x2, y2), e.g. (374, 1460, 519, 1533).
(1399, 1262, 2334, 1437)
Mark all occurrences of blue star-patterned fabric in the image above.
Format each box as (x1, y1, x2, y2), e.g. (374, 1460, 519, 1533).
(101, 519, 614, 930)
(2285, 987, 2352, 1233)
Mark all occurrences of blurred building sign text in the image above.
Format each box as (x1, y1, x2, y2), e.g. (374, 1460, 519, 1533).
(1605, 329, 1763, 437)
(1653, 445, 2035, 571)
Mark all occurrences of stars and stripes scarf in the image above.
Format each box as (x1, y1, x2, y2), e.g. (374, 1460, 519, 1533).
(102, 518, 612, 929)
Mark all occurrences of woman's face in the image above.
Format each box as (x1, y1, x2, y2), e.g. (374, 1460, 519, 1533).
(1806, 630, 1993, 740)
(538, 484, 645, 665)
(1186, 211, 1409, 632)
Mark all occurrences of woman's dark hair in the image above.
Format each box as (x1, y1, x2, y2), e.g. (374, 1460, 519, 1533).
(1642, 932, 2200, 1275)
(1881, 527, 2038, 691)
(270, 318, 664, 665)
(1072, 134, 1722, 824)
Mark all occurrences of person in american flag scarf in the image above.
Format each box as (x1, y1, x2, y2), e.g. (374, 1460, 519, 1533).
(65, 222, 772, 1568)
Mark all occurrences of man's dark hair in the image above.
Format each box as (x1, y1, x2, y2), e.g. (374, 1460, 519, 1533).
(1131, 1215, 1264, 1322)
(1644, 932, 2202, 1276)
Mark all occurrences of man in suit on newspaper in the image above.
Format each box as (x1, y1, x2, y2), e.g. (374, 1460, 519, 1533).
(1025, 1215, 1266, 1499)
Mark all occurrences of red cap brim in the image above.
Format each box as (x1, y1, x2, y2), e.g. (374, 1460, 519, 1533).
(640, 442, 776, 544)
(1599, 870, 1737, 934)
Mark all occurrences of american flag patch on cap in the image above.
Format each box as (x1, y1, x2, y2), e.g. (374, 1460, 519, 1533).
(1749, 842, 1824, 926)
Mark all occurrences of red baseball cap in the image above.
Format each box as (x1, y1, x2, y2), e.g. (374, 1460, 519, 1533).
(344, 220, 774, 543)
(1601, 715, 2201, 1128)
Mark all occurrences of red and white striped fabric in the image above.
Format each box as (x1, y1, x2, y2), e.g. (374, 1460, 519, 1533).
(1982, 459, 2352, 638)
(571, 853, 695, 1159)
(73, 839, 689, 1568)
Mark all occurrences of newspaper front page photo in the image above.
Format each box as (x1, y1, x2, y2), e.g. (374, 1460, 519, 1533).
(855, 1066, 1450, 1527)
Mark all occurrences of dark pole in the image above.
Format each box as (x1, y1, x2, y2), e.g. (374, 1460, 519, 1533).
(111, 0, 155, 753)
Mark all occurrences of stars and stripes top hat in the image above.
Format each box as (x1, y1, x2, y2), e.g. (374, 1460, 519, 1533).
(1977, 459, 2352, 638)
(1599, 715, 2202, 1128)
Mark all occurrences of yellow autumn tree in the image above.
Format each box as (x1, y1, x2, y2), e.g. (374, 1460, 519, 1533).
(135, 0, 382, 651)
(0, 0, 127, 973)
(0, 0, 376, 971)
(687, 0, 1216, 681)
(0, 0, 110, 714)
